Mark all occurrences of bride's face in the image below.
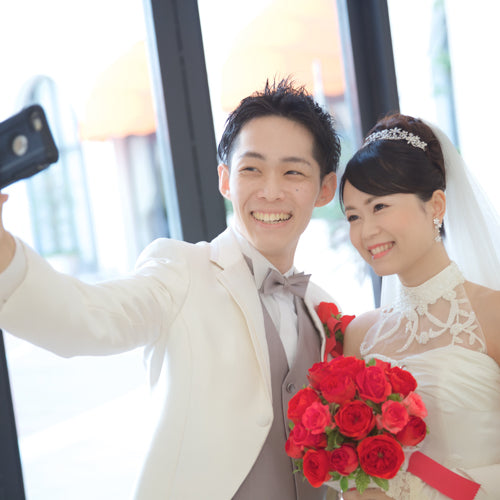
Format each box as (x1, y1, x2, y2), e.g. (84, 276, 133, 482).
(343, 181, 439, 282)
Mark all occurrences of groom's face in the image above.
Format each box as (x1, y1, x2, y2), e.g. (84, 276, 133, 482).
(218, 115, 336, 272)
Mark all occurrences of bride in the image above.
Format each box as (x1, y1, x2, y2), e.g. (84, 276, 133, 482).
(339, 114, 500, 499)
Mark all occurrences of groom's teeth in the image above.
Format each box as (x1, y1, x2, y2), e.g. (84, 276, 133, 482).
(252, 212, 291, 223)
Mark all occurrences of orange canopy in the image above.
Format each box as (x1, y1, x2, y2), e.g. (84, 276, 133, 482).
(79, 41, 155, 141)
(220, 0, 345, 111)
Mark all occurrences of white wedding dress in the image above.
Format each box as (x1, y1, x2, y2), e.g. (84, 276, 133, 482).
(361, 262, 500, 499)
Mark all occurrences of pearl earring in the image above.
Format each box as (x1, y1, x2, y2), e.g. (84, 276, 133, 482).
(433, 218, 442, 242)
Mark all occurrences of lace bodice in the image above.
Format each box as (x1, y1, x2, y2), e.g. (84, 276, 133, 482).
(361, 262, 487, 360)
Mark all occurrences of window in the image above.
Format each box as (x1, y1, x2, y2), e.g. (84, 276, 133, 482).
(198, 0, 375, 314)
(388, 0, 500, 209)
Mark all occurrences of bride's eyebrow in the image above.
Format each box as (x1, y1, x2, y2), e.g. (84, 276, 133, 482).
(344, 195, 381, 211)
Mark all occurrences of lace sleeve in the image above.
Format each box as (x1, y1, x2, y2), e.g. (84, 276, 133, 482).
(385, 471, 429, 500)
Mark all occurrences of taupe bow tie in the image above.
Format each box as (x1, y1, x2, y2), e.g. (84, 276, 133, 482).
(259, 268, 311, 298)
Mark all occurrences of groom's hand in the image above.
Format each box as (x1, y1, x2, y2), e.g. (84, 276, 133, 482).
(342, 488, 392, 500)
(0, 193, 16, 272)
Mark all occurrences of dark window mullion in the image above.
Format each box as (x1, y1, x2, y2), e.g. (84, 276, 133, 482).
(144, 0, 226, 243)
(0, 332, 25, 499)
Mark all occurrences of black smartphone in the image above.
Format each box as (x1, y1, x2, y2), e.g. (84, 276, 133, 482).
(0, 104, 59, 189)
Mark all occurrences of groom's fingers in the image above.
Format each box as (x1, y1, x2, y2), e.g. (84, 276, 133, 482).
(0, 192, 8, 232)
(0, 192, 16, 273)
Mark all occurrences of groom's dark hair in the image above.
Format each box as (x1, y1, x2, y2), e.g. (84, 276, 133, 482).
(217, 77, 341, 179)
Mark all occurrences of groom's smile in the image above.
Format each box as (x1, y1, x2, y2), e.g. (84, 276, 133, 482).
(251, 211, 292, 224)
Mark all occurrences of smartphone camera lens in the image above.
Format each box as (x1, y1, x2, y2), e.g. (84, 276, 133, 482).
(30, 112, 43, 132)
(12, 135, 29, 156)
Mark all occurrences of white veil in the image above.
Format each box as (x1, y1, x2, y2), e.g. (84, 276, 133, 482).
(381, 120, 500, 306)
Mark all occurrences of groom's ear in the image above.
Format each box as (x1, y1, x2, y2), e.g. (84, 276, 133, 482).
(430, 189, 446, 220)
(315, 172, 337, 207)
(218, 164, 231, 201)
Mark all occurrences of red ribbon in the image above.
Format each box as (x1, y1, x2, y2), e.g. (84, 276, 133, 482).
(407, 451, 481, 500)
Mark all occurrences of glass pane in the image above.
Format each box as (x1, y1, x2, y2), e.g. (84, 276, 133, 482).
(198, 0, 375, 314)
(0, 1, 172, 498)
(387, 1, 500, 211)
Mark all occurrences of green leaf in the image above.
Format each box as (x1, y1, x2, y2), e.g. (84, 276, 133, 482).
(364, 399, 381, 412)
(334, 431, 345, 448)
(340, 476, 349, 492)
(327, 428, 340, 450)
(330, 471, 341, 481)
(372, 476, 389, 491)
(335, 329, 344, 343)
(289, 421, 294, 430)
(355, 469, 371, 494)
(366, 358, 377, 367)
(387, 393, 402, 401)
(293, 459, 303, 473)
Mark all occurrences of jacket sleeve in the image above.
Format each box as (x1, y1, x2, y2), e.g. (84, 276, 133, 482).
(0, 237, 191, 357)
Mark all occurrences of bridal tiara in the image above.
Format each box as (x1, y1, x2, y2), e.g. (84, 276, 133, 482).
(363, 127, 428, 151)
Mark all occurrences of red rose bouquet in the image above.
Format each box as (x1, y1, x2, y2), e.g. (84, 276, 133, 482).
(286, 353, 428, 494)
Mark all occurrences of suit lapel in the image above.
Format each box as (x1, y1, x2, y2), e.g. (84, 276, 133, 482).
(210, 229, 272, 400)
(304, 296, 327, 362)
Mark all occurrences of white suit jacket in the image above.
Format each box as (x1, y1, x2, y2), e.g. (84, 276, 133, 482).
(0, 228, 334, 499)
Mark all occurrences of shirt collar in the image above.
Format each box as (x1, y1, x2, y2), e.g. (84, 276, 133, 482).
(230, 225, 296, 289)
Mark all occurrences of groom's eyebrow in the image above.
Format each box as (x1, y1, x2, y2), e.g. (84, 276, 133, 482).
(237, 151, 312, 166)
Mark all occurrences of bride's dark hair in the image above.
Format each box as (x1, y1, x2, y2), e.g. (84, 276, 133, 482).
(340, 113, 446, 207)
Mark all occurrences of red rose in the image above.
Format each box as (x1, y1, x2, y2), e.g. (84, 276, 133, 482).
(326, 316, 342, 336)
(356, 365, 392, 403)
(303, 449, 331, 488)
(288, 387, 321, 424)
(307, 362, 330, 390)
(357, 434, 405, 479)
(290, 422, 310, 447)
(324, 334, 340, 360)
(302, 401, 332, 434)
(317, 302, 340, 323)
(402, 392, 428, 418)
(334, 400, 375, 440)
(290, 422, 327, 450)
(330, 356, 365, 379)
(319, 369, 356, 404)
(303, 430, 328, 449)
(374, 358, 392, 373)
(285, 428, 305, 459)
(339, 314, 356, 332)
(389, 366, 417, 397)
(396, 416, 427, 446)
(378, 400, 409, 434)
(329, 444, 359, 476)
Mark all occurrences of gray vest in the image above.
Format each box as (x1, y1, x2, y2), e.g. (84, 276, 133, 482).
(233, 296, 326, 500)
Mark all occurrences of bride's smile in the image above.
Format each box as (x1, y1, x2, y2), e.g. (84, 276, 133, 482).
(368, 241, 394, 258)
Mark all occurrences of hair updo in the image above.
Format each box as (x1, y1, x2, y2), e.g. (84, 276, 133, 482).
(340, 113, 446, 206)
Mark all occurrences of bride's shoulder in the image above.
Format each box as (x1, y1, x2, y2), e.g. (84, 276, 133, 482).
(464, 281, 500, 365)
(343, 308, 381, 357)
(348, 308, 382, 330)
(464, 281, 500, 310)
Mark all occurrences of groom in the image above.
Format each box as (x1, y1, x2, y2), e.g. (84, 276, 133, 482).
(0, 79, 340, 499)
